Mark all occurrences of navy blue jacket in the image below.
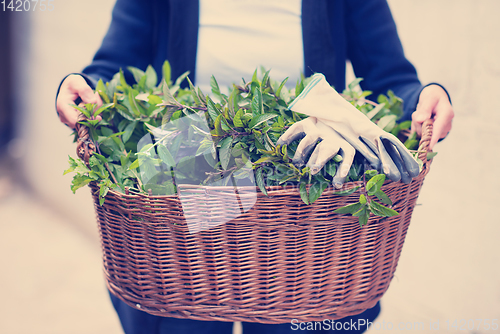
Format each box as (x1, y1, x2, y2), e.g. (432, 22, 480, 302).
(79, 0, 425, 120)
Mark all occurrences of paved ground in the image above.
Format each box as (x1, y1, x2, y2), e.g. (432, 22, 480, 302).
(1, 0, 499, 333)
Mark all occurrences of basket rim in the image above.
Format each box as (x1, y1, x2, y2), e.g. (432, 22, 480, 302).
(88, 161, 430, 202)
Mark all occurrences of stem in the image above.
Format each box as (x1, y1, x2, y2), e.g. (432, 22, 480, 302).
(361, 165, 371, 204)
(94, 140, 119, 185)
(131, 170, 144, 190)
(105, 163, 119, 185)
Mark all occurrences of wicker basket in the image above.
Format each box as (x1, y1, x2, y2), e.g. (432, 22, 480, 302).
(77, 118, 433, 324)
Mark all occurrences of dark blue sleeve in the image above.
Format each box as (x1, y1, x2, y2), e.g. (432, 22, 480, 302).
(344, 0, 422, 121)
(81, 0, 158, 85)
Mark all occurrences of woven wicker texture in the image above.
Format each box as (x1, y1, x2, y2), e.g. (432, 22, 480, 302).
(79, 118, 434, 324)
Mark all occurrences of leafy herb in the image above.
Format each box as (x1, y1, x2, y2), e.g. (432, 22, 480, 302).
(65, 62, 430, 226)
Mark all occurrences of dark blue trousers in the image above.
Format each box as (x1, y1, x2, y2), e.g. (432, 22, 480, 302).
(109, 291, 380, 334)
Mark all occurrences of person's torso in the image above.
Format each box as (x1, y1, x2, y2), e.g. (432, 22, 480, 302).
(195, 0, 303, 94)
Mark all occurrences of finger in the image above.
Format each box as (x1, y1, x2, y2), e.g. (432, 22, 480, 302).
(332, 146, 355, 188)
(94, 91, 103, 108)
(56, 96, 81, 128)
(306, 140, 340, 175)
(67, 76, 100, 104)
(376, 138, 401, 182)
(411, 94, 438, 137)
(292, 133, 319, 167)
(429, 106, 454, 150)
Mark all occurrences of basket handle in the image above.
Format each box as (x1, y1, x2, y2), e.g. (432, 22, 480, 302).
(417, 118, 434, 165)
(75, 112, 95, 165)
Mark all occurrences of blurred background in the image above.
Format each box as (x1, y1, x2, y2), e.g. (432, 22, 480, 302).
(0, 0, 499, 333)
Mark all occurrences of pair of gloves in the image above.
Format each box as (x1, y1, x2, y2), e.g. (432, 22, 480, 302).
(277, 73, 420, 187)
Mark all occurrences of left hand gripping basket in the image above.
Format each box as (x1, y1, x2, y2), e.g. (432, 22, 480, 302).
(76, 113, 434, 324)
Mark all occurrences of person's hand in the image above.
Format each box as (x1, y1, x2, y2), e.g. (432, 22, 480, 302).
(411, 84, 454, 150)
(56, 74, 102, 128)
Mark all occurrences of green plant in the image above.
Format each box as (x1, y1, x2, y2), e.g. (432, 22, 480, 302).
(64, 62, 430, 226)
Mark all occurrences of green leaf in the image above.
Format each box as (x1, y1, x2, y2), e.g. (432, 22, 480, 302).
(119, 68, 129, 88)
(162, 80, 179, 106)
(333, 154, 343, 163)
(334, 185, 361, 196)
(325, 160, 336, 178)
(127, 66, 145, 84)
(145, 65, 158, 89)
(366, 174, 386, 196)
(364, 169, 379, 181)
(295, 78, 304, 97)
(206, 97, 221, 122)
(248, 114, 278, 129)
(233, 109, 245, 128)
(366, 103, 385, 120)
(114, 104, 135, 121)
(128, 159, 140, 170)
(96, 79, 110, 103)
(399, 120, 412, 130)
(359, 209, 370, 226)
(374, 189, 392, 206)
(405, 139, 419, 150)
(196, 139, 214, 157)
(377, 114, 398, 132)
(256, 168, 267, 196)
(251, 86, 263, 116)
(197, 87, 207, 105)
(348, 78, 363, 91)
(251, 69, 259, 85)
(359, 194, 367, 204)
(71, 104, 91, 118)
(93, 103, 114, 117)
(148, 94, 163, 105)
(254, 156, 281, 164)
(122, 121, 137, 144)
(157, 145, 175, 166)
(334, 202, 364, 215)
(275, 77, 289, 98)
(261, 69, 271, 88)
(369, 200, 399, 217)
(427, 152, 438, 160)
(186, 76, 201, 106)
(308, 179, 328, 204)
(353, 204, 368, 217)
(214, 114, 225, 135)
(210, 75, 227, 103)
(173, 71, 190, 89)
(219, 137, 233, 170)
(70, 175, 94, 193)
(126, 88, 141, 117)
(162, 60, 171, 85)
(299, 181, 309, 205)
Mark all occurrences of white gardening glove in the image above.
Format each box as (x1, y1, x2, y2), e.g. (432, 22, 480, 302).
(276, 117, 356, 188)
(289, 73, 420, 183)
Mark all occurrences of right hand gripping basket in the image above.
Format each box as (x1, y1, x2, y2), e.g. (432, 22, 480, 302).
(80, 119, 434, 324)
